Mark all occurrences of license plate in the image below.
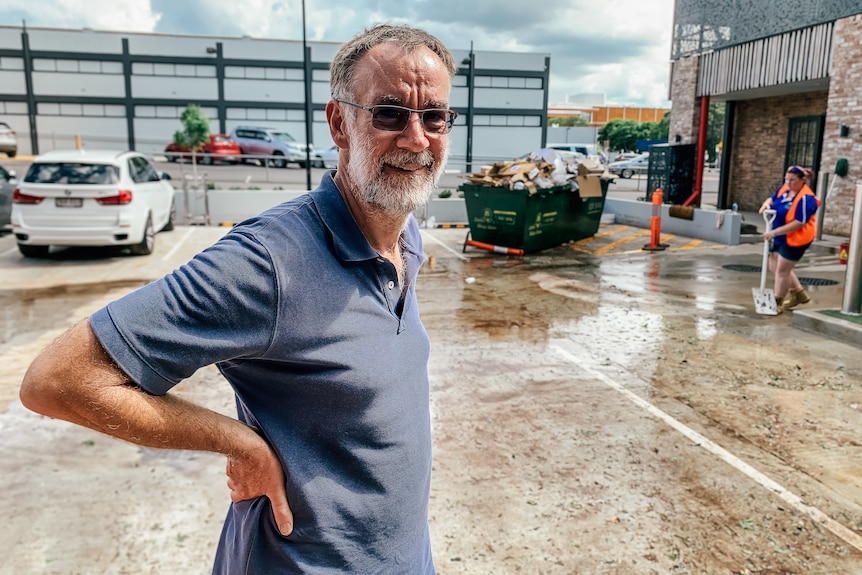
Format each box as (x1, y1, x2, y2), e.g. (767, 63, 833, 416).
(55, 197, 83, 208)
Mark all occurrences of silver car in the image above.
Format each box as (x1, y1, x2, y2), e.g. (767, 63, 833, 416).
(607, 152, 650, 179)
(230, 126, 312, 168)
(0, 122, 17, 158)
(0, 164, 15, 232)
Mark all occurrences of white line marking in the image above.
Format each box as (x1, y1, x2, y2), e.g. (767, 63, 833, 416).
(161, 228, 197, 262)
(420, 230, 468, 261)
(551, 344, 862, 554)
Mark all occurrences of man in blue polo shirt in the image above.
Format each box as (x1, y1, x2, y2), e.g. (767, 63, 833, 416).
(20, 23, 458, 574)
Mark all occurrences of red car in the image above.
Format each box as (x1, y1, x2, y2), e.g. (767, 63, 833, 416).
(164, 134, 241, 164)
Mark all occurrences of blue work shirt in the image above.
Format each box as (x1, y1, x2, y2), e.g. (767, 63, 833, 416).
(90, 172, 434, 574)
(770, 186, 819, 247)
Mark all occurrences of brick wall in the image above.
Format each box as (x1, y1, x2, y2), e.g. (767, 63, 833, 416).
(668, 56, 699, 143)
(822, 14, 862, 236)
(729, 92, 828, 213)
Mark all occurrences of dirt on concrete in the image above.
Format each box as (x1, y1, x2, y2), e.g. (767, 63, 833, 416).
(1, 229, 861, 574)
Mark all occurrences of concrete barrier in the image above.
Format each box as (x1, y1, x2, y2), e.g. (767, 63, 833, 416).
(603, 198, 742, 245)
(176, 189, 743, 246)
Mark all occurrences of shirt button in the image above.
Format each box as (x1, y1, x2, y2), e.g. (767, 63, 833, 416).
(388, 281, 395, 289)
(377, 257, 385, 263)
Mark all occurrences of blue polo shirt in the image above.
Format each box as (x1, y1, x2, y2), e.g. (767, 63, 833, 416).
(90, 173, 434, 574)
(770, 186, 819, 247)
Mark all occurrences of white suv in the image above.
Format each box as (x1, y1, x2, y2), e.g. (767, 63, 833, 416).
(11, 150, 176, 258)
(230, 126, 312, 168)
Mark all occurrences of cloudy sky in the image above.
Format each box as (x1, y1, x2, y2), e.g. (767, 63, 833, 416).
(1, 0, 676, 107)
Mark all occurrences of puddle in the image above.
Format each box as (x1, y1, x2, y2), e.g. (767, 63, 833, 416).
(0, 281, 146, 346)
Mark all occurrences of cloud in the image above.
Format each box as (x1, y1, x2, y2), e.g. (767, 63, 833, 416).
(4, 0, 160, 32)
(0, 0, 675, 107)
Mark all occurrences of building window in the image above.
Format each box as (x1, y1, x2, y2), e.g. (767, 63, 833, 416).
(784, 115, 823, 173)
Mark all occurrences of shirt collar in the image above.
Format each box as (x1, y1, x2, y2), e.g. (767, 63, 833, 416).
(310, 171, 424, 263)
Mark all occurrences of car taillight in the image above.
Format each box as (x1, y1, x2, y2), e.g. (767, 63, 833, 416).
(96, 190, 133, 205)
(12, 189, 44, 204)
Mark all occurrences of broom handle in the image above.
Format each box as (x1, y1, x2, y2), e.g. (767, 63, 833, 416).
(761, 210, 776, 290)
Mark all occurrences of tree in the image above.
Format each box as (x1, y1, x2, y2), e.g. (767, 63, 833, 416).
(174, 104, 211, 180)
(549, 115, 589, 127)
(598, 114, 670, 153)
(706, 103, 725, 164)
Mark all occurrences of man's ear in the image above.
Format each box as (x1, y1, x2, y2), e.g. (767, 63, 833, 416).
(327, 100, 350, 149)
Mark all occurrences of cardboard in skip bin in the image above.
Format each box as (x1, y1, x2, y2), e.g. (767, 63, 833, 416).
(577, 159, 606, 198)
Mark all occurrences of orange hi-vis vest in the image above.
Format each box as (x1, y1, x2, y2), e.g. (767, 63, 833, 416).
(777, 183, 819, 246)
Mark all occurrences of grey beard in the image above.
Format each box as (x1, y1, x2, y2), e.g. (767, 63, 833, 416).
(345, 126, 447, 216)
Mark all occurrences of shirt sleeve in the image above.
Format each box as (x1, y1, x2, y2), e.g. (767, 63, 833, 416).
(792, 195, 819, 224)
(89, 231, 279, 395)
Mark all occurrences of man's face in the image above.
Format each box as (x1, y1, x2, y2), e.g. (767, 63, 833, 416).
(340, 43, 451, 216)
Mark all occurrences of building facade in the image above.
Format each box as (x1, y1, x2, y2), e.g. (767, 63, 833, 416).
(669, 0, 862, 235)
(0, 25, 551, 173)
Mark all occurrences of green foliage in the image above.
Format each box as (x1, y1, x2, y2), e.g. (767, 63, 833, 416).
(706, 103, 725, 163)
(550, 115, 589, 127)
(438, 189, 452, 198)
(599, 119, 652, 152)
(175, 104, 210, 151)
(598, 112, 671, 153)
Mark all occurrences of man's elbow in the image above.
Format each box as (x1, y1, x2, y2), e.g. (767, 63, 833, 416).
(19, 360, 65, 417)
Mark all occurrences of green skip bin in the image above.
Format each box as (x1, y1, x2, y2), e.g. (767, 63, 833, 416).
(459, 178, 610, 253)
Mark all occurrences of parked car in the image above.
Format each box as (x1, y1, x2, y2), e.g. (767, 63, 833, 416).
(313, 145, 339, 169)
(229, 126, 313, 168)
(0, 164, 15, 233)
(164, 134, 241, 164)
(611, 152, 640, 163)
(11, 150, 176, 258)
(607, 152, 650, 178)
(547, 143, 605, 164)
(0, 122, 17, 158)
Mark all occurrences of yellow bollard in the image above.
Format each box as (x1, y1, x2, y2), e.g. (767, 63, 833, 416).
(75, 135, 82, 150)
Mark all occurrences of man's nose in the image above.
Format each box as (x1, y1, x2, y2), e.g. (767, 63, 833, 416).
(397, 113, 431, 152)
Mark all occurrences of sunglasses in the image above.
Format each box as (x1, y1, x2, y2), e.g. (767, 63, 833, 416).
(335, 99, 457, 134)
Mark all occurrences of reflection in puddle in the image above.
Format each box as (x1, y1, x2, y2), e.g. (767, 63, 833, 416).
(0, 281, 145, 346)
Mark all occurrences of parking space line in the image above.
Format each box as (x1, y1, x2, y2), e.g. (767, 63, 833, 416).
(161, 228, 197, 262)
(593, 229, 650, 256)
(421, 230, 468, 261)
(551, 344, 862, 555)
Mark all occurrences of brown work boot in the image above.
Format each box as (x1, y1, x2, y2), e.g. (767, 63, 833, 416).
(783, 288, 810, 309)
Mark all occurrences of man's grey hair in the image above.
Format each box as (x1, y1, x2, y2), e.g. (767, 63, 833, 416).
(330, 24, 457, 101)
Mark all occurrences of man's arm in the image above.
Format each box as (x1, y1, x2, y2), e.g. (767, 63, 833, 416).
(19, 320, 294, 535)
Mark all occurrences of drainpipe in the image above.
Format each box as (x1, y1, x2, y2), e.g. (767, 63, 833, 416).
(684, 95, 709, 207)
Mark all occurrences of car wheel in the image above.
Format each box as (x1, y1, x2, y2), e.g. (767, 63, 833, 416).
(297, 161, 307, 169)
(201, 154, 213, 165)
(18, 244, 50, 258)
(313, 158, 324, 168)
(167, 154, 177, 163)
(8, 150, 16, 158)
(621, 169, 633, 179)
(129, 214, 155, 256)
(270, 155, 287, 169)
(161, 199, 175, 232)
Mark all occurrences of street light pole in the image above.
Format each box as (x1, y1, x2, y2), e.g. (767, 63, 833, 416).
(464, 41, 475, 174)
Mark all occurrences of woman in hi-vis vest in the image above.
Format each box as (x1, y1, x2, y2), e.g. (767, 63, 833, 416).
(758, 165, 821, 314)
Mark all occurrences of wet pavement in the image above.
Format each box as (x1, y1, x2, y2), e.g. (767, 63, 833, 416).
(1, 224, 861, 574)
